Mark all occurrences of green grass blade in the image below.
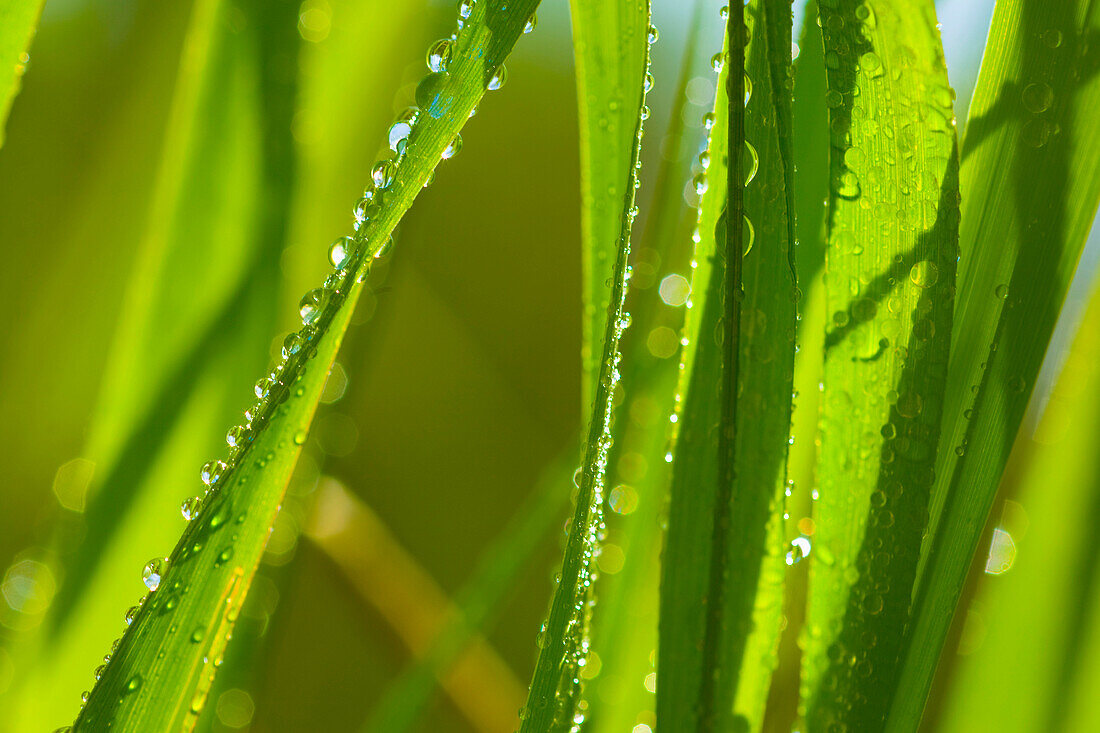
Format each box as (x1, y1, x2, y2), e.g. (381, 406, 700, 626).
(519, 1, 650, 729)
(0, 0, 44, 147)
(71, 1, 540, 728)
(361, 449, 570, 733)
(584, 1, 709, 728)
(935, 280, 1100, 733)
(657, 1, 797, 729)
(803, 0, 960, 730)
(889, 0, 1100, 726)
(2, 0, 290, 727)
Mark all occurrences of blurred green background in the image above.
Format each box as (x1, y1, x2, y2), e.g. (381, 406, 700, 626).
(1, 0, 1098, 731)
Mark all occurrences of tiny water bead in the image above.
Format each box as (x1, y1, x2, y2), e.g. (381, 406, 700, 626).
(909, 260, 939, 288)
(388, 108, 417, 154)
(226, 425, 250, 449)
(785, 536, 812, 566)
(142, 558, 168, 592)
(442, 133, 463, 160)
(1021, 81, 1054, 114)
(328, 236, 353, 270)
(298, 288, 328, 325)
(426, 39, 453, 73)
(457, 0, 473, 19)
(371, 159, 396, 189)
(524, 12, 537, 33)
(487, 64, 507, 91)
(181, 496, 203, 521)
(200, 460, 227, 486)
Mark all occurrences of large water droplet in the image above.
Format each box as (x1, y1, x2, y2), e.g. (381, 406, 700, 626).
(442, 133, 463, 160)
(388, 108, 417, 154)
(371, 159, 396, 189)
(329, 236, 353, 270)
(909, 260, 939, 288)
(200, 460, 227, 486)
(299, 288, 328, 325)
(142, 558, 167, 592)
(487, 64, 507, 91)
(181, 496, 202, 521)
(426, 39, 453, 73)
(1021, 82, 1053, 113)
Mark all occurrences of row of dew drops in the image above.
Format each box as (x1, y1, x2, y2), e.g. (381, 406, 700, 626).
(521, 18, 658, 733)
(58, 2, 534, 729)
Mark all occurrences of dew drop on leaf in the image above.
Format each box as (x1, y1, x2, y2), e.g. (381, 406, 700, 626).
(142, 558, 168, 592)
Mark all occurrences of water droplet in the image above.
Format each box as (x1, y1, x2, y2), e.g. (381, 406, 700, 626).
(142, 558, 167, 592)
(1008, 375, 1026, 393)
(711, 52, 724, 73)
(744, 140, 759, 186)
(371, 159, 396, 189)
(226, 425, 249, 449)
(200, 460, 227, 486)
(647, 25, 659, 44)
(93, 664, 106, 680)
(1042, 29, 1063, 48)
(703, 112, 716, 130)
(995, 283, 1009, 300)
(125, 675, 142, 693)
(426, 39, 453, 73)
(825, 89, 844, 108)
(1021, 118, 1052, 147)
(125, 604, 140, 626)
(1021, 82, 1053, 113)
(386, 108, 418, 155)
(442, 133, 463, 159)
(693, 174, 708, 195)
(416, 72, 451, 118)
(181, 496, 202, 521)
(293, 429, 308, 445)
(328, 236, 353, 270)
(743, 215, 755, 256)
(487, 64, 507, 91)
(524, 13, 537, 33)
(373, 234, 394, 259)
(644, 73, 654, 93)
(457, 0, 474, 18)
(785, 536, 812, 566)
(909, 260, 939, 288)
(299, 288, 328, 325)
(282, 331, 305, 359)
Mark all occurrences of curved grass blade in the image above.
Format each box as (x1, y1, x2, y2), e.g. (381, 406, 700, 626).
(2, 0, 291, 726)
(0, 0, 44, 147)
(657, 1, 797, 729)
(803, 0, 960, 730)
(584, 1, 710, 728)
(72, 1, 540, 728)
(307, 481, 528, 733)
(360, 448, 571, 733)
(935, 281, 1100, 733)
(518, 1, 651, 729)
(889, 0, 1100, 727)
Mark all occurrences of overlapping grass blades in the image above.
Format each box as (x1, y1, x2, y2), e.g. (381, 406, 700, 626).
(657, 1, 797, 729)
(5, 0, 289, 726)
(71, 0, 540, 728)
(803, 0, 960, 729)
(936, 281, 1100, 732)
(519, 1, 650, 730)
(583, 1, 708, 728)
(0, 0, 44, 147)
(891, 0, 1100, 726)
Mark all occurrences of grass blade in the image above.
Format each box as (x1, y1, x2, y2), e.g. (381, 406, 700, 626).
(359, 449, 570, 733)
(803, 0, 960, 730)
(657, 1, 797, 729)
(72, 1, 540, 728)
(3, 0, 291, 726)
(890, 0, 1100, 726)
(935, 281, 1100, 733)
(584, 1, 710, 728)
(0, 0, 44, 147)
(519, 1, 651, 729)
